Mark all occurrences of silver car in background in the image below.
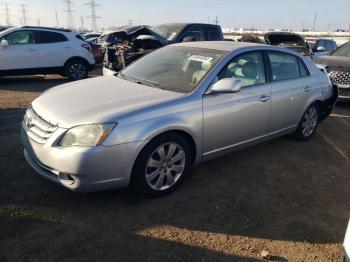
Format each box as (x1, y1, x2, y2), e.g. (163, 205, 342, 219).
(21, 42, 338, 197)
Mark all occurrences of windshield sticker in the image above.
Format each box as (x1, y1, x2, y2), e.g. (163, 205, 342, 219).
(168, 32, 177, 40)
(188, 55, 213, 62)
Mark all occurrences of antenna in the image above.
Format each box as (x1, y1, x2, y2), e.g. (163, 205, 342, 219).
(63, 0, 75, 29)
(19, 4, 29, 26)
(85, 0, 101, 32)
(2, 2, 11, 26)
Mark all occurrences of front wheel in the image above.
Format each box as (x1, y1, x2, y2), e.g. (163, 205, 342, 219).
(65, 60, 88, 81)
(293, 104, 319, 140)
(131, 134, 192, 198)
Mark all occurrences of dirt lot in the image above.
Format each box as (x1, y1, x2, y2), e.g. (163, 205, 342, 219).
(0, 69, 349, 262)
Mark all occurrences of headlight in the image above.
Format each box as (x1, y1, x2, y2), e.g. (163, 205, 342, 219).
(59, 124, 116, 147)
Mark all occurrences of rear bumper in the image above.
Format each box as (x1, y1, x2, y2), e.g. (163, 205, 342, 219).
(320, 84, 338, 121)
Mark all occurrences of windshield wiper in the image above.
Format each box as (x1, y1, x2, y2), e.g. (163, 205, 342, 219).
(118, 73, 160, 88)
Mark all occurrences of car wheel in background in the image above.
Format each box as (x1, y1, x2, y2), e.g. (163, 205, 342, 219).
(293, 104, 319, 140)
(131, 133, 192, 198)
(65, 59, 88, 81)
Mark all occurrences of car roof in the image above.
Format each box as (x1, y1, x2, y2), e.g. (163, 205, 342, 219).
(172, 41, 269, 52)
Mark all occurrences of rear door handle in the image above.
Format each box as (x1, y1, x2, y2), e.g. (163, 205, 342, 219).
(259, 95, 270, 103)
(304, 86, 313, 92)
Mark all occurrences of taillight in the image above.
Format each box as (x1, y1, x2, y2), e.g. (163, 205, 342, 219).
(82, 43, 92, 53)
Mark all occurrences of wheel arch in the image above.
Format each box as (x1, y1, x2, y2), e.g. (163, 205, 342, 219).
(64, 56, 90, 68)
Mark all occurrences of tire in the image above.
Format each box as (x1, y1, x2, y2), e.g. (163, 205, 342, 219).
(131, 133, 192, 198)
(293, 104, 320, 141)
(65, 59, 88, 81)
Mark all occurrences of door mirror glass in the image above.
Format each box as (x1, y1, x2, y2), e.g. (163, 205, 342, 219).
(207, 78, 241, 95)
(182, 36, 195, 42)
(317, 46, 326, 52)
(0, 39, 9, 47)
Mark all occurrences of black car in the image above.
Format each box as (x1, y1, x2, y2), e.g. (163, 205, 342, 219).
(103, 23, 224, 73)
(313, 42, 350, 100)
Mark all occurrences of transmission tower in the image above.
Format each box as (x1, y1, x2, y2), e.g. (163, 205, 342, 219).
(2, 2, 11, 26)
(85, 0, 101, 32)
(63, 0, 74, 29)
(19, 4, 29, 26)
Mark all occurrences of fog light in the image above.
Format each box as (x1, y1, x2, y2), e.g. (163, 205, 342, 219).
(58, 173, 76, 185)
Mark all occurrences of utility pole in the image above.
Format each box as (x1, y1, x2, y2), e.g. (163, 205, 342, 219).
(80, 16, 84, 31)
(312, 12, 318, 32)
(55, 10, 59, 27)
(2, 2, 11, 26)
(214, 15, 219, 25)
(63, 0, 75, 29)
(19, 4, 29, 26)
(85, 0, 101, 32)
(37, 17, 41, 26)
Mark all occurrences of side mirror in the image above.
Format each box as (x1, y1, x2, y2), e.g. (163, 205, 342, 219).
(182, 36, 195, 42)
(206, 78, 241, 95)
(317, 46, 326, 52)
(0, 39, 9, 47)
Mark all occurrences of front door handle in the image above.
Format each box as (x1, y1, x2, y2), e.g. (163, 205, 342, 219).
(259, 95, 270, 103)
(305, 86, 313, 92)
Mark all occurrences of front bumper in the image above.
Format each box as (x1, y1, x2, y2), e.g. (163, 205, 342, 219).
(338, 86, 350, 100)
(21, 128, 146, 192)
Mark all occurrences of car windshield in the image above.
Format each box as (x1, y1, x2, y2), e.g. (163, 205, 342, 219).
(151, 24, 186, 41)
(119, 46, 227, 93)
(331, 43, 350, 57)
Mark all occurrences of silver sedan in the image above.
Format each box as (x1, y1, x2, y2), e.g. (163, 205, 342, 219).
(21, 41, 337, 197)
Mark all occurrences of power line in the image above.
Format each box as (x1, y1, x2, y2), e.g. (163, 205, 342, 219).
(19, 4, 29, 26)
(63, 0, 74, 29)
(85, 0, 101, 32)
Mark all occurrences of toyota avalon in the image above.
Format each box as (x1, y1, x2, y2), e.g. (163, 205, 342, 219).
(21, 41, 338, 197)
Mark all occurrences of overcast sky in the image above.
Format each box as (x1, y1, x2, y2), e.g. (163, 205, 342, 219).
(1, 0, 350, 31)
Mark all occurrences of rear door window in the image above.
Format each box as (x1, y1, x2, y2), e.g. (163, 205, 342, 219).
(268, 52, 300, 81)
(204, 27, 221, 41)
(36, 31, 67, 44)
(182, 25, 205, 41)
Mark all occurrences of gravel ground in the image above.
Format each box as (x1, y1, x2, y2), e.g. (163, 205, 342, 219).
(0, 69, 349, 262)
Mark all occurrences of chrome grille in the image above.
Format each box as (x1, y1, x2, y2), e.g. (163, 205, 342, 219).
(22, 108, 58, 144)
(330, 71, 350, 87)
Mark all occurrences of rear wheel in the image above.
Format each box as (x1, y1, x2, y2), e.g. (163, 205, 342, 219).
(293, 104, 319, 140)
(131, 134, 192, 198)
(65, 59, 88, 81)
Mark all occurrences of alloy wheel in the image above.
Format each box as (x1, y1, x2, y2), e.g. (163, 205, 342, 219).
(69, 63, 86, 80)
(301, 106, 318, 137)
(145, 142, 186, 191)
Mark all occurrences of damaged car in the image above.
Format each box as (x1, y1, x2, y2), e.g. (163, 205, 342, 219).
(103, 23, 224, 75)
(264, 32, 313, 56)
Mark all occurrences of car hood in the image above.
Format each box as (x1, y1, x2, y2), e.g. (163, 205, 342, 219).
(32, 76, 184, 128)
(313, 55, 350, 70)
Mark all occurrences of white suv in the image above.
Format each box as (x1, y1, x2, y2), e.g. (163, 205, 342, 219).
(0, 26, 95, 81)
